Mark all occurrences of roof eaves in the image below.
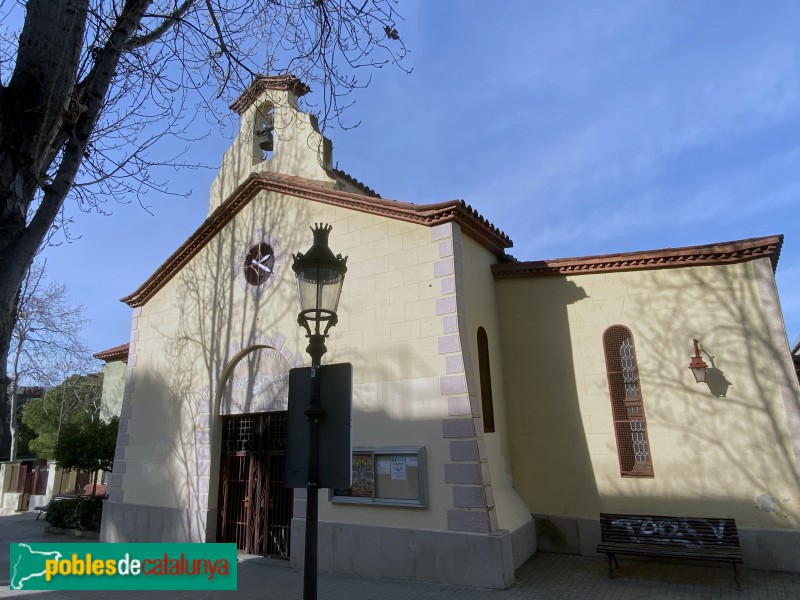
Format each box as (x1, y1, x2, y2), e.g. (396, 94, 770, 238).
(492, 235, 784, 280)
(93, 342, 130, 362)
(326, 167, 381, 198)
(122, 172, 511, 308)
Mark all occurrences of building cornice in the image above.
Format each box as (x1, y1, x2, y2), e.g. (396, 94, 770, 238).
(229, 74, 311, 114)
(491, 235, 783, 280)
(121, 172, 511, 308)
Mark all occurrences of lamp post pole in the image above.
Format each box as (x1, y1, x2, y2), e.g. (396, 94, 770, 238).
(304, 334, 325, 600)
(292, 224, 347, 600)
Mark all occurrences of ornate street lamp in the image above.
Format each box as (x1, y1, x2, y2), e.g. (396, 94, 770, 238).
(292, 223, 347, 365)
(292, 224, 347, 600)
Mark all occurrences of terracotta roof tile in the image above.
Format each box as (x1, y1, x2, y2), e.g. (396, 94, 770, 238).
(326, 167, 381, 198)
(93, 343, 130, 362)
(492, 235, 783, 279)
(121, 172, 511, 308)
(230, 75, 311, 115)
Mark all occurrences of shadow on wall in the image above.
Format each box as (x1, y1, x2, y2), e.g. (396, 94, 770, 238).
(546, 263, 800, 534)
(705, 367, 732, 398)
(124, 347, 451, 546)
(501, 259, 800, 545)
(130, 170, 311, 540)
(129, 178, 455, 545)
(497, 278, 600, 524)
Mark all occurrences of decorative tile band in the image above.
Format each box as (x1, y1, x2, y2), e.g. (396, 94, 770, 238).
(492, 235, 782, 279)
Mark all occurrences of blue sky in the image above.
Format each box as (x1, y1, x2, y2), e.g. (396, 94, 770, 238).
(40, 0, 800, 358)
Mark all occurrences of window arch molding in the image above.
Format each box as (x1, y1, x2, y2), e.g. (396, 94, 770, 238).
(602, 325, 654, 477)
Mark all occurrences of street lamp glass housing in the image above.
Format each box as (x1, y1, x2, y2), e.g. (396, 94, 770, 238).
(292, 224, 348, 335)
(688, 339, 709, 384)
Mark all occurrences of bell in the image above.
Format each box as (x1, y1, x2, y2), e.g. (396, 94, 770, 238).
(257, 127, 274, 152)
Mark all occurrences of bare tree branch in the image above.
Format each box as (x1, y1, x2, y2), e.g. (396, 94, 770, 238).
(0, 0, 409, 412)
(125, 0, 196, 50)
(5, 260, 94, 460)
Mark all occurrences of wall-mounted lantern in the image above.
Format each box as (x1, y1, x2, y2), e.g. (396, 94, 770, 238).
(688, 338, 709, 384)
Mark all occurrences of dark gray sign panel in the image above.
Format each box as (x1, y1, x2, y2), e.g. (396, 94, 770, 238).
(286, 363, 352, 489)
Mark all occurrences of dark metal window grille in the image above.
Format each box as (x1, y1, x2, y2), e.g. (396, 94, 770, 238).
(223, 414, 288, 454)
(218, 413, 292, 558)
(225, 416, 254, 452)
(603, 326, 654, 477)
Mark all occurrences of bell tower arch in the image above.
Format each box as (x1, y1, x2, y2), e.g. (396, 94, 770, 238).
(208, 74, 334, 213)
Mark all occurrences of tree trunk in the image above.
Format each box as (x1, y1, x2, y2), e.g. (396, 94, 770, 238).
(8, 331, 23, 461)
(0, 0, 92, 426)
(0, 0, 153, 413)
(0, 284, 22, 459)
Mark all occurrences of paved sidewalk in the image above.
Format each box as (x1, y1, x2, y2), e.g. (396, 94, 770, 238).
(2, 513, 800, 599)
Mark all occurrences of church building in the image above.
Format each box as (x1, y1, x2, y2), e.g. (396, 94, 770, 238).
(99, 75, 800, 588)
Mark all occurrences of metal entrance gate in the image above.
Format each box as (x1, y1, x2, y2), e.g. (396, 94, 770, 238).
(217, 413, 292, 558)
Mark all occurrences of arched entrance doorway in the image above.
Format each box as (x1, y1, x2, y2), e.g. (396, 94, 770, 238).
(216, 345, 294, 558)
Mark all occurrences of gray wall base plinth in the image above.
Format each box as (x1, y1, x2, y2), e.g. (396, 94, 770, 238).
(739, 527, 800, 573)
(290, 518, 533, 589)
(533, 514, 599, 555)
(533, 513, 800, 574)
(100, 501, 210, 544)
(510, 518, 537, 569)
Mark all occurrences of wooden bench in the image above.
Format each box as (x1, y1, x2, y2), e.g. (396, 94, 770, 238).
(35, 494, 74, 519)
(597, 512, 744, 590)
(34, 484, 108, 520)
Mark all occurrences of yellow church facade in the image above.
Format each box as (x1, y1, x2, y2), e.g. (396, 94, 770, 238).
(99, 76, 800, 588)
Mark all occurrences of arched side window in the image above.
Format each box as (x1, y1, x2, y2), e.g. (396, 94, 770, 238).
(477, 327, 495, 433)
(602, 326, 653, 477)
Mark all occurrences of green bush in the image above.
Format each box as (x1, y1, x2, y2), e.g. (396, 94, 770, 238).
(44, 497, 104, 531)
